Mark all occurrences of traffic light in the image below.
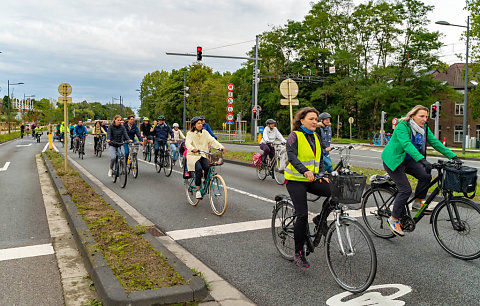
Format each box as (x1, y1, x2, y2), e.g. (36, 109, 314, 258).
(381, 111, 387, 123)
(197, 46, 202, 61)
(258, 109, 263, 119)
(253, 108, 258, 119)
(430, 104, 437, 119)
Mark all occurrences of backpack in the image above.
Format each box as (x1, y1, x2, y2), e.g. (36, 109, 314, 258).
(252, 153, 262, 167)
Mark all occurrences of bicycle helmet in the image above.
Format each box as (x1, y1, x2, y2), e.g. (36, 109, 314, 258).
(157, 115, 166, 121)
(143, 117, 149, 121)
(191, 116, 202, 125)
(318, 112, 332, 121)
(265, 119, 276, 125)
(198, 115, 205, 120)
(173, 123, 179, 128)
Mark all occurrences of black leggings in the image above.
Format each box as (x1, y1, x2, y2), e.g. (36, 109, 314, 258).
(195, 157, 210, 186)
(94, 137, 99, 151)
(286, 179, 332, 253)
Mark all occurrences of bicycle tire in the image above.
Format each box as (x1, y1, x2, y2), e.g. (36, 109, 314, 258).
(132, 156, 138, 178)
(163, 153, 172, 177)
(185, 177, 200, 206)
(361, 187, 396, 239)
(432, 197, 480, 260)
(178, 155, 184, 169)
(273, 157, 285, 185)
(120, 158, 128, 188)
(326, 218, 377, 293)
(271, 201, 296, 261)
(209, 174, 228, 216)
(98, 145, 102, 157)
(256, 165, 267, 180)
(155, 155, 162, 173)
(113, 157, 119, 183)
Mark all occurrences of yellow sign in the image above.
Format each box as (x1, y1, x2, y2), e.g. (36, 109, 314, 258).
(58, 83, 72, 97)
(58, 97, 72, 104)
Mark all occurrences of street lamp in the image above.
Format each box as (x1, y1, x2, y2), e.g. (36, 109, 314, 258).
(436, 17, 470, 154)
(7, 80, 24, 134)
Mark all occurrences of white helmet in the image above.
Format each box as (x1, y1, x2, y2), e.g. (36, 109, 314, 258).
(173, 123, 179, 128)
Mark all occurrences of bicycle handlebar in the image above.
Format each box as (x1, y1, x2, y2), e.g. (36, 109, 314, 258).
(433, 159, 463, 169)
(192, 149, 224, 155)
(330, 145, 354, 151)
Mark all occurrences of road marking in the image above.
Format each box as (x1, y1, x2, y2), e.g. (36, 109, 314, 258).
(0, 243, 54, 261)
(16, 143, 32, 147)
(0, 162, 10, 172)
(42, 143, 60, 152)
(326, 284, 412, 305)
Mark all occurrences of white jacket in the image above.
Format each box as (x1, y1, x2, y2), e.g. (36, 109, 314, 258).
(173, 129, 185, 141)
(261, 126, 286, 144)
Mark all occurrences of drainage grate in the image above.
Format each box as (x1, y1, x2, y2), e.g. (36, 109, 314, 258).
(147, 226, 165, 237)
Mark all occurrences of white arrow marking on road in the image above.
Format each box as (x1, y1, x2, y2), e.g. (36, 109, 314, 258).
(0, 243, 54, 261)
(16, 143, 32, 147)
(0, 162, 10, 172)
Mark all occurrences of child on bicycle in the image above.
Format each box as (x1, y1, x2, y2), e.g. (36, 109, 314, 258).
(185, 116, 226, 199)
(316, 112, 333, 173)
(381, 105, 459, 237)
(260, 119, 286, 165)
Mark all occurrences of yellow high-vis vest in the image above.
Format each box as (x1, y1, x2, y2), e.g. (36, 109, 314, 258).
(284, 131, 321, 181)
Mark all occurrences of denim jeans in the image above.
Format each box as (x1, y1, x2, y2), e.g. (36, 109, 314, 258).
(171, 143, 178, 161)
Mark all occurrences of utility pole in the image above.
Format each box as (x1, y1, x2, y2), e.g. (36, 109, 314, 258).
(254, 35, 259, 139)
(380, 111, 386, 146)
(183, 72, 188, 132)
(434, 101, 440, 139)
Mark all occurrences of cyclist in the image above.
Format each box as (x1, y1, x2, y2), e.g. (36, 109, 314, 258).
(199, 116, 216, 139)
(152, 116, 174, 165)
(69, 123, 76, 150)
(73, 120, 88, 153)
(20, 123, 25, 138)
(381, 105, 459, 237)
(185, 116, 226, 199)
(284, 107, 332, 269)
(124, 115, 143, 158)
(59, 121, 65, 142)
(93, 121, 107, 154)
(260, 119, 286, 165)
(31, 123, 36, 138)
(171, 123, 185, 165)
(140, 117, 153, 152)
(107, 115, 131, 177)
(315, 112, 333, 173)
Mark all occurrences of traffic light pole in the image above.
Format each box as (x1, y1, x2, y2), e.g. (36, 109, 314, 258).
(183, 72, 187, 132)
(380, 111, 386, 146)
(253, 35, 259, 140)
(434, 101, 440, 139)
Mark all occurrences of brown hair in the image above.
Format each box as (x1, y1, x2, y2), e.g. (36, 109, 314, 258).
(113, 115, 122, 125)
(400, 105, 429, 121)
(292, 107, 319, 131)
(127, 115, 134, 120)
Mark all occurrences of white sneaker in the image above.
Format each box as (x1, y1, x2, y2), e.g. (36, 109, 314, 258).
(196, 191, 203, 199)
(108, 169, 112, 177)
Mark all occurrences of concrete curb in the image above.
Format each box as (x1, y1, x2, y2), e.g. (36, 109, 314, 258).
(224, 159, 252, 168)
(42, 153, 208, 305)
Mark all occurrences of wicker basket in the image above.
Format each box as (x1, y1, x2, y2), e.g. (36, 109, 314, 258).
(329, 172, 367, 209)
(207, 152, 224, 166)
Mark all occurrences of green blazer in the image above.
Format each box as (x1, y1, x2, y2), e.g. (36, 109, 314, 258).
(381, 120, 456, 171)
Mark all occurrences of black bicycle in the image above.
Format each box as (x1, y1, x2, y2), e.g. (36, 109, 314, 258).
(77, 136, 86, 159)
(155, 140, 173, 177)
(95, 136, 104, 157)
(272, 172, 377, 293)
(111, 141, 129, 188)
(143, 136, 153, 162)
(361, 159, 480, 260)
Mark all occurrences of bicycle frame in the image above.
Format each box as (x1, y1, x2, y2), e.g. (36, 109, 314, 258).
(186, 166, 216, 196)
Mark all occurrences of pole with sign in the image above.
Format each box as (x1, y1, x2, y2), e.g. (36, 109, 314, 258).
(392, 117, 398, 130)
(348, 117, 354, 140)
(58, 83, 72, 170)
(279, 78, 299, 131)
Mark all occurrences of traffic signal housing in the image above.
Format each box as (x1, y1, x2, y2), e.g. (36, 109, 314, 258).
(197, 46, 202, 61)
(430, 104, 438, 119)
(381, 111, 387, 123)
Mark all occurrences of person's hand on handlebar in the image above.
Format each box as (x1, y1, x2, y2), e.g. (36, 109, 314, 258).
(106, 139, 110, 143)
(451, 156, 462, 164)
(192, 149, 198, 153)
(325, 147, 332, 152)
(221, 148, 227, 153)
(304, 171, 315, 182)
(420, 159, 433, 173)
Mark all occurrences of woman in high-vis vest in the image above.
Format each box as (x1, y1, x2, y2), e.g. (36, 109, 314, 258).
(285, 107, 331, 269)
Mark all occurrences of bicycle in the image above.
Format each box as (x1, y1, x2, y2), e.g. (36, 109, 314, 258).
(110, 141, 129, 188)
(170, 139, 183, 166)
(143, 136, 153, 162)
(36, 132, 42, 143)
(127, 142, 140, 179)
(95, 135, 104, 157)
(154, 140, 173, 176)
(21, 130, 24, 138)
(371, 132, 392, 145)
(307, 145, 354, 202)
(256, 143, 287, 185)
(184, 149, 228, 216)
(361, 159, 480, 260)
(272, 172, 376, 293)
(77, 136, 87, 159)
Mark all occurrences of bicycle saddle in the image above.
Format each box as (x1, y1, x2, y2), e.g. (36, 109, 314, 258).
(369, 174, 393, 184)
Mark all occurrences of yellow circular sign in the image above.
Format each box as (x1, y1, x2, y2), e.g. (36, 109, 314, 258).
(279, 79, 298, 99)
(58, 83, 72, 97)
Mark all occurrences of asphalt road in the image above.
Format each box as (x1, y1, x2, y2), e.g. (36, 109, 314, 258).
(0, 135, 64, 305)
(64, 138, 480, 305)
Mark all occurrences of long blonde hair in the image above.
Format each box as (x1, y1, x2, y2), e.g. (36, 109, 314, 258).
(400, 105, 429, 121)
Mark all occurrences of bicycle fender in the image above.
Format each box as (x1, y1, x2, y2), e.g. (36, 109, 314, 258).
(340, 215, 357, 223)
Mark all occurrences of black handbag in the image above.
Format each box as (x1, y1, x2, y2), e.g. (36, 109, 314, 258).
(443, 165, 477, 199)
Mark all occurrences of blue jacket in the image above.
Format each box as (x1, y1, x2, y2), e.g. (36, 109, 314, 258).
(203, 122, 216, 138)
(124, 122, 143, 142)
(315, 126, 332, 156)
(153, 123, 173, 140)
(74, 125, 88, 138)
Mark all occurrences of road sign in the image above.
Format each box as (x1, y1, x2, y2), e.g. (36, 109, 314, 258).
(227, 97, 234, 105)
(329, 66, 336, 74)
(226, 105, 234, 113)
(392, 117, 398, 125)
(257, 126, 264, 133)
(226, 121, 234, 125)
(58, 83, 72, 96)
(226, 114, 234, 121)
(280, 99, 299, 105)
(279, 79, 298, 98)
(227, 83, 235, 91)
(348, 117, 354, 124)
(58, 97, 72, 104)
(228, 91, 233, 97)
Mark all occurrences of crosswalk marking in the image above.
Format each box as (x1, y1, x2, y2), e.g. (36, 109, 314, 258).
(0, 243, 54, 261)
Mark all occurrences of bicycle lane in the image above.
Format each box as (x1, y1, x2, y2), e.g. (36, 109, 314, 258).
(60, 143, 480, 305)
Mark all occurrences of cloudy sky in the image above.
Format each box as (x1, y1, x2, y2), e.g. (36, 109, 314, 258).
(0, 0, 470, 112)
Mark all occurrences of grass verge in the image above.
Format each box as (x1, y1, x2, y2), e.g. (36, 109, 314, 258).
(0, 131, 21, 144)
(428, 150, 480, 159)
(45, 151, 186, 293)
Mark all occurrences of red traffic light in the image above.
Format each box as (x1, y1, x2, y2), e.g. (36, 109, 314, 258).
(432, 106, 437, 110)
(197, 46, 202, 61)
(197, 46, 202, 52)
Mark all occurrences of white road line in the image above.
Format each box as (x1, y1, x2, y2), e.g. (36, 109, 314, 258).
(0, 243, 54, 261)
(42, 143, 49, 152)
(16, 143, 32, 147)
(52, 143, 59, 152)
(0, 162, 10, 172)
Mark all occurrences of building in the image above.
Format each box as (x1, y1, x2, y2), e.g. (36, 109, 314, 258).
(430, 63, 480, 147)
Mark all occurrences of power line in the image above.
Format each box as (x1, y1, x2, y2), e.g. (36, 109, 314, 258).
(203, 40, 256, 51)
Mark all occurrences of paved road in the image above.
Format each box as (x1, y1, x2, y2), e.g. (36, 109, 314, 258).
(0, 136, 64, 305)
(63, 139, 480, 305)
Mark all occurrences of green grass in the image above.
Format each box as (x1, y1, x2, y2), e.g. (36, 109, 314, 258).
(223, 151, 254, 163)
(0, 131, 21, 144)
(428, 150, 480, 159)
(332, 138, 370, 144)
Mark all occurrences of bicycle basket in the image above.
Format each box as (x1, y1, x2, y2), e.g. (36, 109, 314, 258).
(207, 152, 224, 166)
(128, 143, 140, 154)
(443, 165, 477, 198)
(329, 172, 367, 209)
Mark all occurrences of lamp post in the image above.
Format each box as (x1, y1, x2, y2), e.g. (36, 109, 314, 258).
(7, 80, 24, 134)
(436, 17, 470, 154)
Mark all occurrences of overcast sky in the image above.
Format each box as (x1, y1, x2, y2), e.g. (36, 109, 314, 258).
(0, 0, 470, 111)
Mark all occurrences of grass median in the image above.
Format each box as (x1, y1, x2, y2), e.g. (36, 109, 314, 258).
(0, 131, 21, 144)
(44, 151, 185, 293)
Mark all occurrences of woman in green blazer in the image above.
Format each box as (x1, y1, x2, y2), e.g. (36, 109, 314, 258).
(381, 105, 460, 236)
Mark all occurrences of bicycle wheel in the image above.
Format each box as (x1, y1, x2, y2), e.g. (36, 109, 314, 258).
(326, 218, 377, 293)
(209, 174, 228, 216)
(132, 156, 138, 178)
(432, 197, 480, 260)
(155, 155, 162, 173)
(256, 165, 267, 180)
(98, 145, 102, 157)
(148, 145, 152, 162)
(178, 155, 184, 169)
(113, 157, 119, 183)
(271, 201, 295, 261)
(361, 187, 396, 239)
(143, 147, 148, 161)
(184, 176, 200, 206)
(120, 157, 128, 188)
(163, 153, 172, 177)
(273, 157, 285, 185)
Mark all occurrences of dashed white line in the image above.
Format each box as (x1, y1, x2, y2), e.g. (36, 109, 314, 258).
(16, 143, 32, 147)
(0, 243, 54, 261)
